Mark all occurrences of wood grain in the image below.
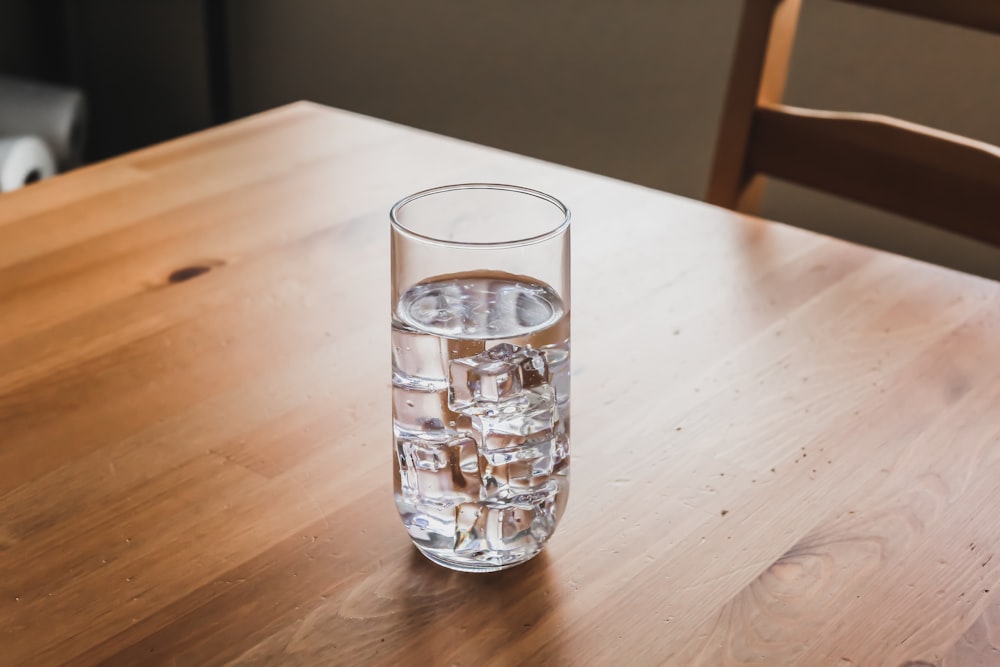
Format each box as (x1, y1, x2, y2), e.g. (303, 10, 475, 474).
(2, 102, 1000, 665)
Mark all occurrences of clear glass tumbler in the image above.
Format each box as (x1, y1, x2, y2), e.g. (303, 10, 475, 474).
(390, 184, 571, 572)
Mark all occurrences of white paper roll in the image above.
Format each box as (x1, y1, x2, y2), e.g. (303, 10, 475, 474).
(0, 136, 57, 193)
(0, 76, 87, 169)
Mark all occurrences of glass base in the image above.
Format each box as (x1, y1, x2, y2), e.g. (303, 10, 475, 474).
(415, 544, 543, 573)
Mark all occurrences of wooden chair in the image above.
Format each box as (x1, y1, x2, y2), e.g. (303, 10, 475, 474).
(707, 0, 1000, 247)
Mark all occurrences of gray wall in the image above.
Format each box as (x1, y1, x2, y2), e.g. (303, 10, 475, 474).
(227, 0, 1000, 278)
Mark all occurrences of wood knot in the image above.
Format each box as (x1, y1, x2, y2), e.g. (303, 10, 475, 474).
(167, 261, 224, 284)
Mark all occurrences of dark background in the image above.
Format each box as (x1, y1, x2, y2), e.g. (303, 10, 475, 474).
(0, 0, 217, 162)
(1, 0, 998, 278)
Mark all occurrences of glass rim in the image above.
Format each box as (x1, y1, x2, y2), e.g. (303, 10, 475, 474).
(390, 183, 571, 249)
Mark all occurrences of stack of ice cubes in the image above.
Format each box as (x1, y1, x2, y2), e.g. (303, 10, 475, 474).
(393, 329, 566, 557)
(448, 343, 564, 555)
(449, 344, 563, 503)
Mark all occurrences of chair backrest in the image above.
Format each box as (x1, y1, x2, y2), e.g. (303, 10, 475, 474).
(706, 0, 1000, 247)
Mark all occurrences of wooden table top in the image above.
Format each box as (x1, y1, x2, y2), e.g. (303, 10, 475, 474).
(2, 102, 999, 666)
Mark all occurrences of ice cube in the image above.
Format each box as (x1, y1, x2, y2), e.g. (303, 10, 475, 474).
(478, 428, 555, 498)
(454, 502, 543, 555)
(392, 326, 447, 388)
(395, 430, 481, 504)
(449, 343, 552, 414)
(483, 343, 550, 389)
(449, 346, 524, 413)
(471, 390, 558, 502)
(481, 459, 556, 501)
(472, 389, 556, 450)
(519, 347, 550, 390)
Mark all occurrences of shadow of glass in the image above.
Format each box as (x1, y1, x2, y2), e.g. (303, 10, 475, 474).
(345, 545, 569, 664)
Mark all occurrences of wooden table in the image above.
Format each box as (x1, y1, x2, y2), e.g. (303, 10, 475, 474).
(2, 102, 999, 666)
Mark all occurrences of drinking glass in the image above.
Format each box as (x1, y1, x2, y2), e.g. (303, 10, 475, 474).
(390, 184, 571, 572)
